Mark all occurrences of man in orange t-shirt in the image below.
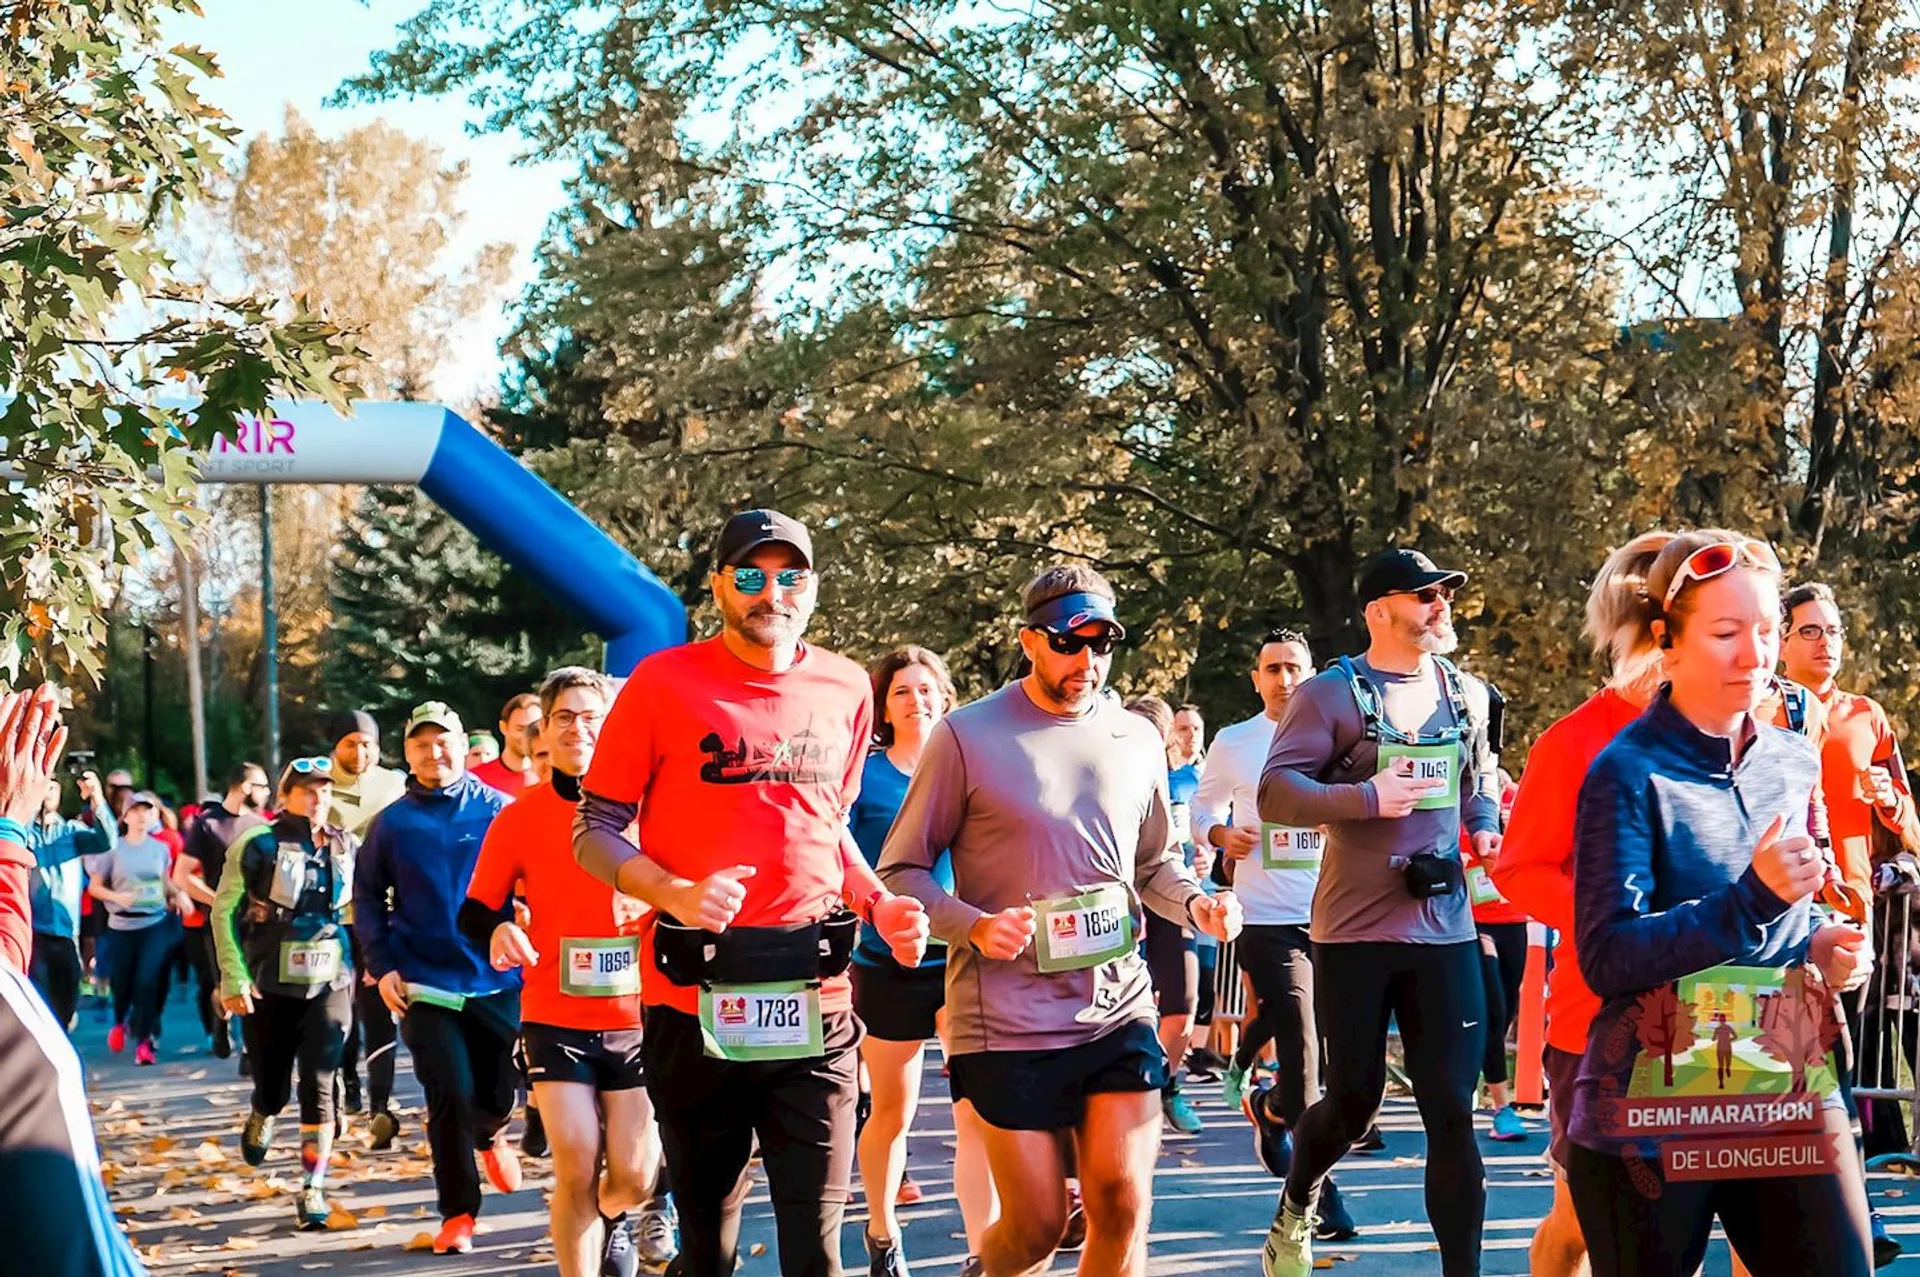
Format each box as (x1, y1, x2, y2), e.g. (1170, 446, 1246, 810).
(573, 509, 928, 1277)
(465, 667, 672, 1277)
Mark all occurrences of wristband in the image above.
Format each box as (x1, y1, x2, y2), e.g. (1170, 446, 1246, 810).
(0, 818, 26, 848)
(856, 889, 886, 923)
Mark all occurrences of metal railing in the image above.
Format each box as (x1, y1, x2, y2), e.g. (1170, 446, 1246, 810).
(1856, 886, 1920, 1171)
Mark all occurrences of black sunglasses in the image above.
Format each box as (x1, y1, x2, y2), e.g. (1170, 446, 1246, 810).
(1039, 629, 1119, 657)
(1393, 585, 1454, 605)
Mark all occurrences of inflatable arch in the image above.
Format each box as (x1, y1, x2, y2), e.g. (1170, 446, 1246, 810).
(195, 400, 686, 673)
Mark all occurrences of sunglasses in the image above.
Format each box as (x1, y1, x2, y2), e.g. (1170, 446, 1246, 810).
(285, 757, 333, 777)
(1038, 629, 1119, 657)
(1793, 623, 1843, 643)
(1393, 585, 1454, 606)
(728, 566, 813, 594)
(1661, 538, 1781, 609)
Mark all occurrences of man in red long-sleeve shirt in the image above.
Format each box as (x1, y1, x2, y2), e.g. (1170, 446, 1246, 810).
(0, 683, 148, 1276)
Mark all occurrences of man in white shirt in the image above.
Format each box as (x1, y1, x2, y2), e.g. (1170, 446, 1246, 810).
(1192, 629, 1354, 1241)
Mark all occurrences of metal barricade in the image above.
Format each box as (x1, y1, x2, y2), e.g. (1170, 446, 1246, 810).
(1855, 888, 1920, 1171)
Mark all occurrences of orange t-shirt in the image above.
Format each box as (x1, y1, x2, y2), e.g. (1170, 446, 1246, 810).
(468, 779, 647, 1031)
(582, 636, 873, 1016)
(1810, 685, 1920, 899)
(1491, 688, 1642, 1055)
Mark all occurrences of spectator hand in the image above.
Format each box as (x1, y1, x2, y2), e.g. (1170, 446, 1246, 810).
(0, 685, 65, 825)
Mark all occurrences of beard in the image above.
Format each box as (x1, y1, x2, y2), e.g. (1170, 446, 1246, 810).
(1399, 612, 1458, 655)
(729, 600, 810, 648)
(1036, 664, 1101, 711)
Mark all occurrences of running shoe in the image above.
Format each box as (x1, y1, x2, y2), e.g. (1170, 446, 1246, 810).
(1490, 1105, 1528, 1142)
(368, 1108, 400, 1151)
(238, 1051, 252, 1080)
(482, 1132, 523, 1193)
(895, 1176, 923, 1205)
(1245, 1083, 1293, 1179)
(107, 1023, 127, 1054)
(1261, 1198, 1316, 1277)
(241, 1110, 276, 1167)
(602, 1213, 639, 1277)
(865, 1234, 908, 1277)
(1163, 1086, 1205, 1135)
(211, 1012, 232, 1060)
(1874, 1210, 1902, 1268)
(1221, 1060, 1250, 1112)
(432, 1213, 476, 1255)
(1060, 1183, 1087, 1250)
(1315, 1179, 1357, 1241)
(1352, 1123, 1386, 1152)
(134, 1039, 156, 1066)
(522, 1104, 549, 1158)
(1187, 1047, 1227, 1073)
(636, 1203, 678, 1268)
(636, 1202, 677, 1268)
(296, 1185, 330, 1231)
(341, 1072, 362, 1114)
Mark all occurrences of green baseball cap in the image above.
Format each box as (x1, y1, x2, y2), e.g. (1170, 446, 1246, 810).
(405, 700, 465, 739)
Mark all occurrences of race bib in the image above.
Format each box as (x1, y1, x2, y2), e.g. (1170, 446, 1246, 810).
(279, 939, 341, 985)
(1376, 743, 1459, 810)
(406, 983, 468, 1012)
(1033, 885, 1134, 973)
(1261, 824, 1326, 871)
(128, 880, 168, 911)
(560, 937, 641, 998)
(1466, 865, 1505, 906)
(699, 981, 823, 1061)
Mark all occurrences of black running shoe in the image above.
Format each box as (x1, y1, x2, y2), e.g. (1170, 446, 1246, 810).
(602, 1214, 639, 1277)
(1873, 1210, 1901, 1268)
(1315, 1179, 1358, 1241)
(369, 1108, 400, 1152)
(865, 1234, 907, 1277)
(1245, 1083, 1294, 1179)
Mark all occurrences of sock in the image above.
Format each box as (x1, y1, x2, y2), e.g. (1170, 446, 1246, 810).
(601, 1211, 626, 1241)
(300, 1123, 332, 1188)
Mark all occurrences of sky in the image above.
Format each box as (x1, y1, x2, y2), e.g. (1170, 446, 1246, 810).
(164, 1, 573, 404)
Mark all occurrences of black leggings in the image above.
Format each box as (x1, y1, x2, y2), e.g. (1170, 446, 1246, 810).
(29, 933, 81, 1030)
(1476, 922, 1528, 1086)
(242, 985, 352, 1126)
(644, 1006, 858, 1277)
(107, 919, 179, 1043)
(340, 929, 398, 1112)
(1234, 924, 1318, 1126)
(401, 994, 519, 1220)
(1565, 1110, 1871, 1277)
(1284, 940, 1486, 1276)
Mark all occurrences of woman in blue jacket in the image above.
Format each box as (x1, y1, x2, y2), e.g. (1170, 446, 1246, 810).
(1567, 530, 1872, 1276)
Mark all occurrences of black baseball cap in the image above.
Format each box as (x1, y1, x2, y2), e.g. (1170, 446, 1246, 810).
(1356, 548, 1467, 605)
(715, 509, 813, 569)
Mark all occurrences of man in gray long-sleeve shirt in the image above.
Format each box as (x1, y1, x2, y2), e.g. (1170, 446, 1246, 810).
(880, 565, 1240, 1277)
(1257, 548, 1502, 1277)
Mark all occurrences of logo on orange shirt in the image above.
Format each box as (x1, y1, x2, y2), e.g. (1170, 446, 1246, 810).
(698, 725, 838, 785)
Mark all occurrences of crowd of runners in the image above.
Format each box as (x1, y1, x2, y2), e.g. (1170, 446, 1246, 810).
(1, 509, 1916, 1277)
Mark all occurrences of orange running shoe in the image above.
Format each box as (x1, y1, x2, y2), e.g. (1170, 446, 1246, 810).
(432, 1213, 476, 1254)
(482, 1134, 522, 1194)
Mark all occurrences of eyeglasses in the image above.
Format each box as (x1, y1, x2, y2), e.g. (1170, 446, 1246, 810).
(1793, 623, 1844, 643)
(1392, 585, 1454, 606)
(285, 757, 332, 776)
(1039, 629, 1118, 657)
(1661, 538, 1781, 609)
(729, 566, 812, 594)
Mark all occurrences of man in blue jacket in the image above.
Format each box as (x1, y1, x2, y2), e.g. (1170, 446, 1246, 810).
(29, 769, 115, 1029)
(353, 702, 519, 1256)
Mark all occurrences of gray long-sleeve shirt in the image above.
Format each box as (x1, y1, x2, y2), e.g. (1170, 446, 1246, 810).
(878, 683, 1203, 1054)
(1259, 656, 1500, 945)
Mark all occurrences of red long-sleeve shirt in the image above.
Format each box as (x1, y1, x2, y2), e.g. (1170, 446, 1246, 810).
(0, 834, 35, 972)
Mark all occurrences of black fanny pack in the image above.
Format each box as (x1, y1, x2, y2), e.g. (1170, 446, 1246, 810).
(652, 911, 860, 988)
(1400, 852, 1463, 900)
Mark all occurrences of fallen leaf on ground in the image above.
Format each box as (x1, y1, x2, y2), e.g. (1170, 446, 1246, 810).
(403, 1231, 435, 1251)
(196, 1142, 227, 1164)
(325, 1206, 359, 1230)
(224, 1237, 260, 1250)
(150, 1136, 177, 1154)
(363, 1204, 387, 1218)
(750, 1243, 767, 1256)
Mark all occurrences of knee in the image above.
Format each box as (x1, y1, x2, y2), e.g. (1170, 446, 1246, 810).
(1078, 1171, 1146, 1231)
(997, 1203, 1069, 1269)
(551, 1156, 598, 1205)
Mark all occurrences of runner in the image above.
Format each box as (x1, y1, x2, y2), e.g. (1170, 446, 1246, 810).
(1125, 695, 1207, 1136)
(1463, 773, 1530, 1142)
(28, 767, 115, 1029)
(85, 790, 189, 1065)
(210, 757, 357, 1231)
(1562, 531, 1872, 1276)
(353, 701, 521, 1256)
(1172, 706, 1226, 1083)
(0, 684, 148, 1277)
(1257, 549, 1501, 1277)
(326, 709, 407, 1139)
(1189, 627, 1358, 1239)
(574, 508, 929, 1277)
(879, 565, 1241, 1277)
(850, 645, 996, 1277)
(472, 693, 542, 798)
(173, 762, 270, 1060)
(1780, 579, 1920, 1265)
(463, 666, 676, 1277)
